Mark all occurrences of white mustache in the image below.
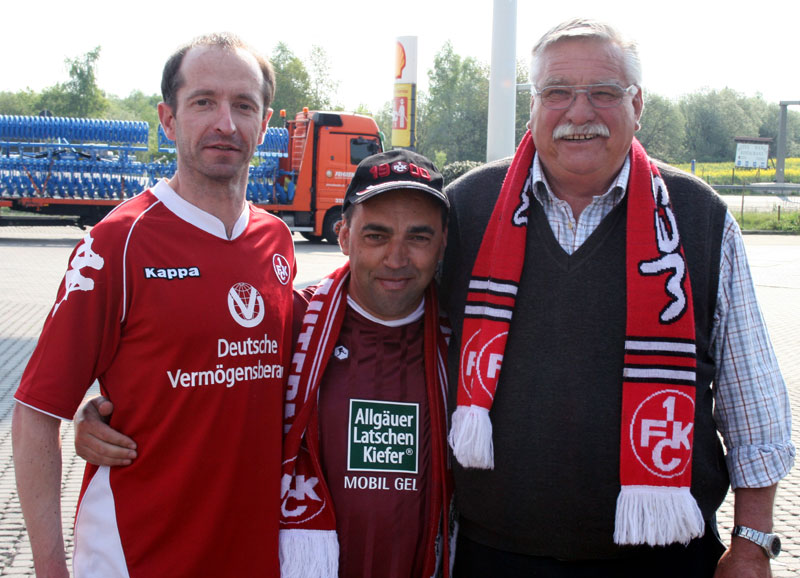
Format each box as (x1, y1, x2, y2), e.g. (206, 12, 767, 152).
(552, 123, 610, 140)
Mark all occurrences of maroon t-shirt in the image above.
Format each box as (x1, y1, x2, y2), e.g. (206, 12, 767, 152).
(318, 299, 432, 578)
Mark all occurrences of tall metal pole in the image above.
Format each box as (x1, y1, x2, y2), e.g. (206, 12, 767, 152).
(776, 103, 788, 184)
(486, 0, 517, 162)
(775, 101, 800, 184)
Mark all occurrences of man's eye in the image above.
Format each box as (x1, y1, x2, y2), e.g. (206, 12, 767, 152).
(590, 87, 621, 101)
(544, 88, 571, 99)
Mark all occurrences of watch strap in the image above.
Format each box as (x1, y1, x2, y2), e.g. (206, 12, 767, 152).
(732, 525, 780, 559)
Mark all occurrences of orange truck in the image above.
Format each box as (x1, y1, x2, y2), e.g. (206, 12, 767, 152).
(0, 110, 384, 239)
(265, 109, 383, 242)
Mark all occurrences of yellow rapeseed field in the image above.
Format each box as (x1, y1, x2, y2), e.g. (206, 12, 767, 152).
(675, 158, 800, 186)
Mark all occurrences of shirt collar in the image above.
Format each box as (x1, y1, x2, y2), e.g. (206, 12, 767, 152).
(346, 294, 425, 327)
(529, 152, 631, 208)
(151, 179, 250, 240)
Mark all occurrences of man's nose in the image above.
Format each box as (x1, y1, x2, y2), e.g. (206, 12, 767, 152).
(565, 91, 596, 121)
(384, 239, 409, 268)
(214, 103, 236, 134)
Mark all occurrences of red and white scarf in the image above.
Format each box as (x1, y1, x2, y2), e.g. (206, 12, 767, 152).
(449, 131, 705, 546)
(280, 262, 454, 576)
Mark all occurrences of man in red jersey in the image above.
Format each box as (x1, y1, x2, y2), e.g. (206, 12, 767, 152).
(12, 33, 294, 578)
(75, 149, 455, 578)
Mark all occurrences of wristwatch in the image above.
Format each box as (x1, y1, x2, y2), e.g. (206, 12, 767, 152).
(732, 525, 781, 558)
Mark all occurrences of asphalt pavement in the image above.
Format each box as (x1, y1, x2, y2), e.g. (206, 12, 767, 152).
(0, 225, 797, 576)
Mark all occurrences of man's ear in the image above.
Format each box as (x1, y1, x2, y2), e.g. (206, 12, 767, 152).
(632, 87, 644, 131)
(338, 220, 351, 256)
(258, 108, 273, 145)
(157, 102, 177, 141)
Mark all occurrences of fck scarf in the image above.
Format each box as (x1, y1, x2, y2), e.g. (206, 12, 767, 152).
(449, 131, 705, 546)
(280, 262, 454, 577)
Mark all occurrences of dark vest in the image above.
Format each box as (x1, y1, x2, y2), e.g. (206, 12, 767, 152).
(441, 159, 729, 559)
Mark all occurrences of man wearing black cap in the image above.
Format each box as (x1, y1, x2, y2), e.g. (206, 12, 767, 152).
(74, 149, 454, 578)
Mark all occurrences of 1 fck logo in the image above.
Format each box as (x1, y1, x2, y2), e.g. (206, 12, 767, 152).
(630, 389, 694, 478)
(460, 329, 506, 400)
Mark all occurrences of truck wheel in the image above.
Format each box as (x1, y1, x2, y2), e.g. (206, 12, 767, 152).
(322, 210, 342, 245)
(300, 231, 322, 243)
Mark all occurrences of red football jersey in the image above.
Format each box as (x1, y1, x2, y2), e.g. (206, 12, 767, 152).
(16, 181, 295, 577)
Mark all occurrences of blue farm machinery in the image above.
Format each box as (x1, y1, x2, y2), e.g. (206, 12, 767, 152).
(0, 111, 381, 239)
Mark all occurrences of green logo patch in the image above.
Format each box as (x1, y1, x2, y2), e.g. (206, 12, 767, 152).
(348, 399, 418, 473)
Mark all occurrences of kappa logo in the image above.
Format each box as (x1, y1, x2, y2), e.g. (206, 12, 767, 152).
(53, 233, 105, 316)
(333, 345, 349, 360)
(460, 330, 506, 396)
(227, 282, 265, 328)
(273, 254, 291, 286)
(143, 266, 200, 280)
(638, 174, 688, 323)
(630, 389, 694, 478)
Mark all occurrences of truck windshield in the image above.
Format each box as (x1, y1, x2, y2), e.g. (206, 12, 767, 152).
(350, 137, 380, 165)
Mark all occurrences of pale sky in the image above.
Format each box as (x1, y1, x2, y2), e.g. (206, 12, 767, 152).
(3, 0, 798, 117)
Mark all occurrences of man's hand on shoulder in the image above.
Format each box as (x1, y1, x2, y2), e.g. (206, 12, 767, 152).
(74, 396, 137, 466)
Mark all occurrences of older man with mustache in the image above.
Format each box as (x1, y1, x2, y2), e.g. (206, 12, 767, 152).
(441, 18, 793, 578)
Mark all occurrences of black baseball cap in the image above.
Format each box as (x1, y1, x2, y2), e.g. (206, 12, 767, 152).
(342, 149, 448, 214)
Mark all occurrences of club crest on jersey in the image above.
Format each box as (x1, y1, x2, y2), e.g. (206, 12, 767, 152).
(638, 174, 688, 324)
(460, 329, 506, 396)
(333, 345, 349, 360)
(53, 233, 105, 316)
(273, 254, 291, 286)
(227, 282, 265, 328)
(628, 387, 694, 478)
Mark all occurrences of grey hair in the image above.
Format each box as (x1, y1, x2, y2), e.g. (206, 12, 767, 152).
(529, 18, 642, 88)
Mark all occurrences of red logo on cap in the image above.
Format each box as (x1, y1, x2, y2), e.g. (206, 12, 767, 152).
(369, 162, 431, 181)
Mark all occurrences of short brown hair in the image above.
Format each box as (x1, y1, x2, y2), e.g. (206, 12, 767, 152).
(161, 32, 275, 118)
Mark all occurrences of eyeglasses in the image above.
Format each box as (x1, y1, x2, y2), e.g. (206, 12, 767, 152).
(534, 84, 638, 110)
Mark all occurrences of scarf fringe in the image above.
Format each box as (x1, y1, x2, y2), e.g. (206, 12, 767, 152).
(279, 529, 339, 578)
(448, 405, 494, 469)
(613, 486, 705, 546)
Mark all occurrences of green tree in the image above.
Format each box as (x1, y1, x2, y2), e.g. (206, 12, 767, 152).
(418, 42, 489, 163)
(753, 101, 800, 158)
(681, 88, 760, 162)
(36, 48, 109, 118)
(65, 47, 108, 117)
(637, 93, 687, 163)
(270, 42, 314, 123)
(307, 45, 340, 111)
(0, 90, 40, 116)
